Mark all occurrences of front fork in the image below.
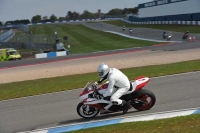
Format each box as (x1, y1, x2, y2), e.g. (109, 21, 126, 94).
(81, 104, 91, 114)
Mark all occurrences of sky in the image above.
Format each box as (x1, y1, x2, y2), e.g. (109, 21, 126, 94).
(0, 0, 150, 22)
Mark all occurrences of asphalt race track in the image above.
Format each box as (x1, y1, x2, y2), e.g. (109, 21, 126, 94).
(0, 72, 200, 133)
(0, 22, 200, 69)
(0, 40, 200, 69)
(0, 22, 200, 133)
(83, 22, 200, 41)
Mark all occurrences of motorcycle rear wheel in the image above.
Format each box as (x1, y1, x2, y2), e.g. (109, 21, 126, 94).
(77, 103, 100, 118)
(131, 89, 156, 111)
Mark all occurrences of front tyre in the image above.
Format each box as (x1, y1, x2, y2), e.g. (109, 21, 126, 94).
(131, 89, 156, 111)
(77, 103, 100, 118)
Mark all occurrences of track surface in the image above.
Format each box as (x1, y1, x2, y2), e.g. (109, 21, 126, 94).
(0, 72, 200, 133)
(0, 22, 200, 69)
(84, 22, 200, 41)
(0, 22, 200, 133)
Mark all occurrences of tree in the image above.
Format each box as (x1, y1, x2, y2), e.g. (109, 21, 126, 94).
(50, 14, 57, 21)
(122, 7, 138, 15)
(0, 21, 2, 26)
(80, 10, 94, 19)
(107, 8, 122, 15)
(66, 11, 73, 19)
(93, 12, 99, 18)
(21, 19, 30, 24)
(58, 17, 66, 21)
(66, 11, 80, 20)
(131, 7, 138, 14)
(14, 20, 20, 24)
(43, 16, 48, 20)
(31, 15, 42, 23)
(73, 11, 79, 19)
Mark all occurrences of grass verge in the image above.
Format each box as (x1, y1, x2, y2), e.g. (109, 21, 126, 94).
(0, 59, 200, 101)
(29, 24, 161, 54)
(66, 114, 200, 133)
(104, 20, 200, 33)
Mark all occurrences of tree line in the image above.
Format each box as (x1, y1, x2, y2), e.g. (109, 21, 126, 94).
(0, 7, 138, 25)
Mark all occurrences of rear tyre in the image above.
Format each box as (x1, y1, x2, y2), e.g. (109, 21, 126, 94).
(131, 89, 156, 111)
(77, 103, 100, 118)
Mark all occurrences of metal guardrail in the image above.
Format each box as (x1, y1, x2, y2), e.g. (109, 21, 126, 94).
(0, 29, 13, 42)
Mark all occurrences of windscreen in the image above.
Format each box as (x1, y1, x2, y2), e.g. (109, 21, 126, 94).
(9, 51, 18, 55)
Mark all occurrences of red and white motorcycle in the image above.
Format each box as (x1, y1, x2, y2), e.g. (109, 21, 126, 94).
(77, 76, 156, 118)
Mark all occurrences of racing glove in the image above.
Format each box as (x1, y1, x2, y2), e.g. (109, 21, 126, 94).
(94, 93, 103, 100)
(92, 82, 98, 89)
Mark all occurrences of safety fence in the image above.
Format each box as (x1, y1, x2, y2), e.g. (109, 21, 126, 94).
(9, 34, 55, 45)
(0, 29, 14, 42)
(28, 18, 100, 26)
(0, 33, 55, 50)
(1, 18, 101, 28)
(0, 42, 53, 50)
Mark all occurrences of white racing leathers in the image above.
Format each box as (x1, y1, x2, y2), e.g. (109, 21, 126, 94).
(103, 68, 130, 105)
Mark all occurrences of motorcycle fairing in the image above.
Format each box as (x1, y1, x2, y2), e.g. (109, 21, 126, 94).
(79, 76, 149, 102)
(84, 98, 110, 105)
(83, 98, 111, 110)
(134, 77, 150, 92)
(84, 98, 121, 112)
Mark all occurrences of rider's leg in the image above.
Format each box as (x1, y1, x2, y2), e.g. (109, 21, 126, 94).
(110, 87, 130, 113)
(101, 87, 117, 96)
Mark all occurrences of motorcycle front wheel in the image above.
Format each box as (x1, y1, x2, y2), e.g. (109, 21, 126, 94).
(131, 89, 156, 111)
(77, 103, 100, 118)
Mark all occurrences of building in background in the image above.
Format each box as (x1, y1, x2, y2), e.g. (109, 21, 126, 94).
(128, 0, 200, 22)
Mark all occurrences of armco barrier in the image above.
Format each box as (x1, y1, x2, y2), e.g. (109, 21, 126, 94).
(2, 18, 200, 29)
(122, 20, 200, 25)
(19, 107, 200, 133)
(35, 51, 69, 59)
(1, 18, 123, 27)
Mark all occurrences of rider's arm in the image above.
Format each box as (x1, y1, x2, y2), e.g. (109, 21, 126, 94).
(103, 78, 115, 97)
(97, 77, 107, 84)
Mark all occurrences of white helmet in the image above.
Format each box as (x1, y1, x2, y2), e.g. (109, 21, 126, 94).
(98, 63, 110, 78)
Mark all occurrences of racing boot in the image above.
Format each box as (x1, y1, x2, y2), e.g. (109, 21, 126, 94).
(122, 100, 130, 114)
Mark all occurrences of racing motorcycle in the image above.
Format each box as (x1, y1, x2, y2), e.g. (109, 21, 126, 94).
(129, 29, 132, 34)
(167, 32, 172, 41)
(163, 32, 167, 39)
(182, 32, 189, 40)
(77, 76, 156, 118)
(122, 26, 125, 31)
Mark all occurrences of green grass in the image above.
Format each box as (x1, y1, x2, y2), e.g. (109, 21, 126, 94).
(0, 59, 200, 101)
(29, 24, 161, 54)
(66, 114, 200, 133)
(104, 20, 200, 33)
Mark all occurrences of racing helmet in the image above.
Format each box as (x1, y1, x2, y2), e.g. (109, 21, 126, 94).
(97, 63, 110, 78)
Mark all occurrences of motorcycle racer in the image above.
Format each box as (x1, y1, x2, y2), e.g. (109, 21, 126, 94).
(93, 63, 130, 114)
